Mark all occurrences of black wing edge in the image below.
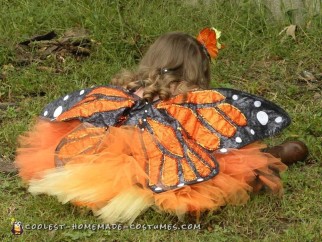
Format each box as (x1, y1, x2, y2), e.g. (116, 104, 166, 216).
(213, 88, 292, 148)
(39, 85, 137, 121)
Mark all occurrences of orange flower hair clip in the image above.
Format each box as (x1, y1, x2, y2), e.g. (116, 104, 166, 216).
(197, 27, 224, 60)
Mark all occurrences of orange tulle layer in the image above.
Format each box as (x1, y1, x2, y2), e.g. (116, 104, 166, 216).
(16, 119, 287, 222)
(16, 119, 81, 180)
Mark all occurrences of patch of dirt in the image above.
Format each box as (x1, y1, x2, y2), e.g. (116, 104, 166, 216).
(0, 158, 17, 174)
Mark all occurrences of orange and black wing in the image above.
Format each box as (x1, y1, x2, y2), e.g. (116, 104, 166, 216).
(42, 85, 290, 193)
(54, 123, 108, 167)
(41, 85, 137, 127)
(140, 118, 219, 193)
(156, 88, 291, 150)
(143, 88, 291, 192)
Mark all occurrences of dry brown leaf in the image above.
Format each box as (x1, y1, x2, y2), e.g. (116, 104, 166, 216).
(279, 24, 297, 40)
(300, 70, 317, 82)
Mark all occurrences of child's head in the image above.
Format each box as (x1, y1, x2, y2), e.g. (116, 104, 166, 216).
(139, 32, 211, 87)
(111, 32, 211, 101)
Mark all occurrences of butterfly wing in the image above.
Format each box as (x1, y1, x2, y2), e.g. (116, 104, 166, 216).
(41, 86, 136, 127)
(43, 85, 290, 193)
(213, 88, 291, 148)
(55, 123, 107, 166)
(147, 88, 291, 192)
(156, 88, 291, 150)
(141, 117, 219, 193)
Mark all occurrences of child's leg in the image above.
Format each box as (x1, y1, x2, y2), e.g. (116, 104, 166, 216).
(263, 141, 309, 166)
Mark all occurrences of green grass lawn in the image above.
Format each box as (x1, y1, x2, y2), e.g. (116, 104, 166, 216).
(0, 0, 321, 241)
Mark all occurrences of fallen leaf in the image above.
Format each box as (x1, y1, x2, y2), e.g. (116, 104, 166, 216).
(298, 70, 321, 90)
(279, 24, 297, 40)
(300, 70, 317, 82)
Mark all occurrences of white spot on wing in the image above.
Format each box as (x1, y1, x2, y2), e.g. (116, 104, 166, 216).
(232, 95, 238, 100)
(257, 111, 269, 125)
(79, 90, 85, 95)
(154, 187, 162, 191)
(235, 137, 242, 143)
(197, 178, 204, 182)
(177, 183, 184, 187)
(254, 101, 261, 107)
(250, 129, 255, 135)
(220, 148, 228, 153)
(275, 116, 282, 123)
(43, 110, 48, 116)
(53, 106, 63, 118)
(63, 95, 69, 101)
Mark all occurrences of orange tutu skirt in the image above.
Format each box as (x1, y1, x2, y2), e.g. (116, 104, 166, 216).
(16, 119, 287, 223)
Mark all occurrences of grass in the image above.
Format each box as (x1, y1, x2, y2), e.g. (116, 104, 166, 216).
(0, 0, 321, 241)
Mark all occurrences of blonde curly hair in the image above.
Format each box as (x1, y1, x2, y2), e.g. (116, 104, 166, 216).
(110, 32, 210, 101)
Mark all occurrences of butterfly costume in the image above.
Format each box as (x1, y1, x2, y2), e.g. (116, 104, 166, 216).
(16, 85, 290, 223)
